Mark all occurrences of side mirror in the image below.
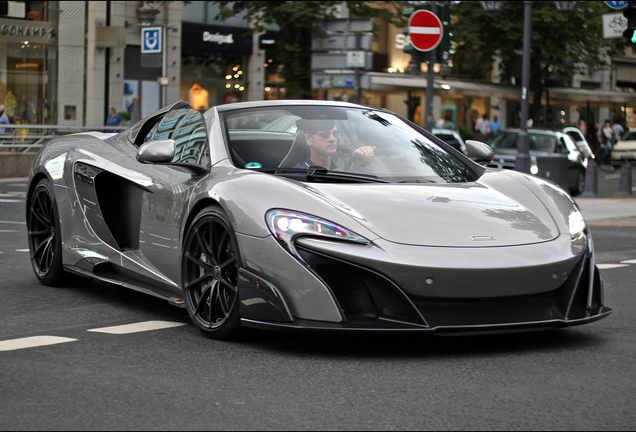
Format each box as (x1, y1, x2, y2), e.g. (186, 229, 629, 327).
(465, 140, 494, 164)
(137, 139, 176, 163)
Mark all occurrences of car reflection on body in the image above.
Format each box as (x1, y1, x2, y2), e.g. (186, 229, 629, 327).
(26, 100, 610, 340)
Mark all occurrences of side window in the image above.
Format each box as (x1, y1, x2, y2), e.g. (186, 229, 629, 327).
(144, 108, 209, 167)
(567, 131, 582, 142)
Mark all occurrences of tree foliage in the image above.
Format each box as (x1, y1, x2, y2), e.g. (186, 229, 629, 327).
(450, 1, 625, 122)
(213, 1, 410, 99)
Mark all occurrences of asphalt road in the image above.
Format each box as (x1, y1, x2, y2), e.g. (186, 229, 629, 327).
(1, 177, 635, 430)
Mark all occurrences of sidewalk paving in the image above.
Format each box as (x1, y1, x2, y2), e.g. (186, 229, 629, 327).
(575, 197, 636, 227)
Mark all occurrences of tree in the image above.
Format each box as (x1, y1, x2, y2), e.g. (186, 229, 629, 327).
(213, 1, 410, 99)
(450, 1, 625, 125)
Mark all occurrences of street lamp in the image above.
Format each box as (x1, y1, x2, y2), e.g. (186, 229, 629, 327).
(479, 2, 505, 19)
(553, 1, 579, 19)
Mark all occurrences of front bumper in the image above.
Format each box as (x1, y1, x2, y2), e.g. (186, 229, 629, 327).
(238, 230, 610, 335)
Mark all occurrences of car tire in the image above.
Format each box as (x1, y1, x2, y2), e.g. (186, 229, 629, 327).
(182, 206, 242, 340)
(27, 179, 92, 287)
(570, 169, 585, 196)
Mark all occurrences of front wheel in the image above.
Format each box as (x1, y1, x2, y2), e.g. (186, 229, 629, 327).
(182, 206, 242, 340)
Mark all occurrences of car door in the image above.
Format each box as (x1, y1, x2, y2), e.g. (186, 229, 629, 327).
(106, 107, 211, 293)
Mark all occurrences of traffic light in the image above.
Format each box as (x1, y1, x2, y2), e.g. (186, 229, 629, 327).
(623, 1, 636, 49)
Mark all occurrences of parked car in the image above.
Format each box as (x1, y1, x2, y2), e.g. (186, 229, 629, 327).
(432, 128, 467, 154)
(488, 128, 589, 195)
(611, 128, 636, 167)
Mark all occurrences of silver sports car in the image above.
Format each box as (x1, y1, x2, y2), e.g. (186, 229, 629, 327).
(26, 100, 611, 340)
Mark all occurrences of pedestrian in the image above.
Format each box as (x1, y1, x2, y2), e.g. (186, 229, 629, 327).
(0, 104, 9, 135)
(106, 107, 125, 133)
(600, 120, 614, 165)
(612, 119, 624, 143)
(489, 115, 502, 137)
(578, 118, 587, 137)
(475, 114, 490, 140)
(435, 117, 446, 129)
(443, 115, 454, 130)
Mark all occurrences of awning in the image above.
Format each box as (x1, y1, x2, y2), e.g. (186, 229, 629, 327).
(367, 72, 636, 104)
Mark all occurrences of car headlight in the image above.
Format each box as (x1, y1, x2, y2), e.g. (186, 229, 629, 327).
(530, 164, 539, 175)
(568, 206, 586, 239)
(266, 209, 370, 257)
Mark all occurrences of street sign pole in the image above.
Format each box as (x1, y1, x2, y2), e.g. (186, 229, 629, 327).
(517, 1, 532, 174)
(425, 4, 437, 131)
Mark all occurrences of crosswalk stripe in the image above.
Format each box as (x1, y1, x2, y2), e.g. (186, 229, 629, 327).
(87, 320, 187, 335)
(597, 263, 629, 269)
(620, 259, 636, 264)
(0, 336, 77, 352)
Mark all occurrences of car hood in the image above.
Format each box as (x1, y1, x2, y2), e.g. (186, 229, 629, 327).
(304, 182, 559, 247)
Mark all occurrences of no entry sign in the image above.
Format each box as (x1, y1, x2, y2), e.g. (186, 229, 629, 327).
(408, 10, 443, 52)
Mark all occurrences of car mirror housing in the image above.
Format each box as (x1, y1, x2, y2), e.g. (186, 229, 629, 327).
(137, 139, 176, 163)
(465, 140, 494, 164)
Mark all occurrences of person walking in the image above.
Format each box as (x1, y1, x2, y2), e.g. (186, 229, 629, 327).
(0, 104, 9, 135)
(106, 107, 125, 133)
(612, 119, 624, 143)
(489, 116, 502, 137)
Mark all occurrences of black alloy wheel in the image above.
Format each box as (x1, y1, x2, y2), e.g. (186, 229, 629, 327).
(27, 179, 90, 286)
(182, 206, 242, 340)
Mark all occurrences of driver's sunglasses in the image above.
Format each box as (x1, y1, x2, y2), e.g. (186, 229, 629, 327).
(316, 130, 339, 139)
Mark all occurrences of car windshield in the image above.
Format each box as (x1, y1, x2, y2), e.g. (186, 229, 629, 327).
(222, 106, 476, 184)
(490, 131, 557, 153)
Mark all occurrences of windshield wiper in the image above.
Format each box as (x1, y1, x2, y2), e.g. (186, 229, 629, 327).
(249, 167, 391, 183)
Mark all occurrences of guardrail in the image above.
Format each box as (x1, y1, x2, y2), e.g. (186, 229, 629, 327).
(0, 124, 128, 152)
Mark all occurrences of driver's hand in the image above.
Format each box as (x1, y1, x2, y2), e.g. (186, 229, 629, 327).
(352, 146, 376, 167)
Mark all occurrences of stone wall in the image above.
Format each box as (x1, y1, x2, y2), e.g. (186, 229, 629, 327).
(0, 153, 37, 178)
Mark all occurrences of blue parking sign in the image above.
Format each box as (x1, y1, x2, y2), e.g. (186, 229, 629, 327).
(141, 27, 162, 54)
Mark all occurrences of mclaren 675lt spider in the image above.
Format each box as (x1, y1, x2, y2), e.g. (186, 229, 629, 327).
(26, 100, 611, 340)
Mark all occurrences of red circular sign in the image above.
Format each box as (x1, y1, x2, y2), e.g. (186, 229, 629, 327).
(408, 10, 443, 52)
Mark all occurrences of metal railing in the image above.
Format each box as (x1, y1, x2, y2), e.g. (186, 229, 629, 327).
(0, 124, 128, 152)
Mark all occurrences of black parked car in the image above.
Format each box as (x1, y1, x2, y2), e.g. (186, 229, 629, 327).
(487, 128, 589, 195)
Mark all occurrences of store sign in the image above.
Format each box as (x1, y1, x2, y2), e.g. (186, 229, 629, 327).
(0, 18, 56, 42)
(203, 31, 234, 45)
(182, 23, 252, 54)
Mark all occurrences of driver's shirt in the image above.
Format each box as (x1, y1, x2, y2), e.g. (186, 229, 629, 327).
(293, 157, 342, 170)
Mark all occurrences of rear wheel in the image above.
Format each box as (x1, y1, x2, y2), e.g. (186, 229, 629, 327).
(27, 179, 90, 286)
(182, 207, 242, 340)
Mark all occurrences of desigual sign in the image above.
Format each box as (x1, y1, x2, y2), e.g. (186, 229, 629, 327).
(203, 31, 234, 45)
(0, 18, 57, 42)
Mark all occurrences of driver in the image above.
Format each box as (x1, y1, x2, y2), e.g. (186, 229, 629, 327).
(295, 119, 375, 170)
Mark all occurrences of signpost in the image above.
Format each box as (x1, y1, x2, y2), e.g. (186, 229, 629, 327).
(408, 9, 443, 52)
(141, 27, 162, 54)
(310, 18, 374, 103)
(604, 13, 628, 38)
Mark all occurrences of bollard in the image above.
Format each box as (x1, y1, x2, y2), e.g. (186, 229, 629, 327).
(581, 159, 598, 197)
(618, 158, 633, 197)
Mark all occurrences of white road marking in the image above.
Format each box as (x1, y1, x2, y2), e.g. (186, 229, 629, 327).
(597, 263, 630, 269)
(0, 336, 77, 352)
(15, 249, 29, 252)
(87, 320, 187, 335)
(0, 230, 17, 233)
(0, 199, 21, 203)
(621, 259, 636, 264)
(0, 220, 26, 225)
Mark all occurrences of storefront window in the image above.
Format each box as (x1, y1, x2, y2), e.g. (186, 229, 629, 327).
(0, 1, 58, 125)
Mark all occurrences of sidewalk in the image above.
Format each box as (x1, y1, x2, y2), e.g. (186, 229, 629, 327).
(575, 197, 636, 227)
